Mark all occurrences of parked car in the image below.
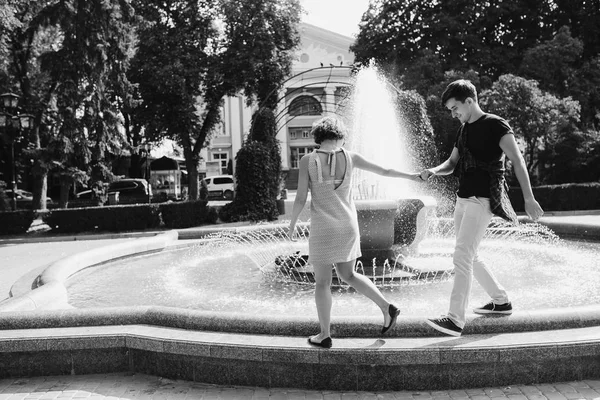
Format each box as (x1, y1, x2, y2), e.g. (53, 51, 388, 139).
(76, 179, 152, 205)
(3, 189, 55, 209)
(202, 175, 234, 200)
(107, 179, 152, 204)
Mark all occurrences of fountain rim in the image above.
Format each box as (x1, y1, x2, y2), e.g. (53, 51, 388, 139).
(1, 218, 600, 337)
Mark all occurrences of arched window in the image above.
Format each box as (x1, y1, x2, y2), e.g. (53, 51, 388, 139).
(288, 95, 322, 116)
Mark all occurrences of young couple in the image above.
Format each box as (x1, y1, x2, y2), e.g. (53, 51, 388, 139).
(288, 80, 543, 348)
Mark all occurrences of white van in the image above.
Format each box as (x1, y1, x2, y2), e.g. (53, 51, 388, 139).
(202, 175, 234, 200)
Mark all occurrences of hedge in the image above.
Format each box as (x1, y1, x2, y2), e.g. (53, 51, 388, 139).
(42, 204, 162, 234)
(509, 182, 600, 212)
(0, 210, 36, 236)
(159, 200, 218, 229)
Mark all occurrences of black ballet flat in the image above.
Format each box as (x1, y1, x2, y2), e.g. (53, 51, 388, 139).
(307, 336, 332, 348)
(381, 304, 401, 335)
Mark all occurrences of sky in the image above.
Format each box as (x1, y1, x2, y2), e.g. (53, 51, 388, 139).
(300, 0, 372, 38)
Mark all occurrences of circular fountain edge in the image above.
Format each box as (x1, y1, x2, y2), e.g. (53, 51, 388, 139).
(1, 217, 599, 337)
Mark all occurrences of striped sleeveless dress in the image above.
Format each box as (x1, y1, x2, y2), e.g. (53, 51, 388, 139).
(307, 148, 361, 265)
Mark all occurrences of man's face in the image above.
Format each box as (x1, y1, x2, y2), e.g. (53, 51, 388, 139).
(445, 98, 472, 124)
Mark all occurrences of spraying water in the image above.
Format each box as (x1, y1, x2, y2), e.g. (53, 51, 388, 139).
(342, 64, 417, 200)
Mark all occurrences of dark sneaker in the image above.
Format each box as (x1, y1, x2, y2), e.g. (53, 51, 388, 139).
(425, 317, 462, 337)
(473, 301, 513, 315)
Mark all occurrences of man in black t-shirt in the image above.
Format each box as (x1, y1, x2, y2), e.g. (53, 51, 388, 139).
(420, 80, 544, 337)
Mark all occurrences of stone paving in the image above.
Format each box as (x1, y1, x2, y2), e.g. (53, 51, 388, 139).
(0, 373, 599, 400)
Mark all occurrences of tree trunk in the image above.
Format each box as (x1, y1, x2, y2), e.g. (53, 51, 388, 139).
(31, 163, 48, 211)
(129, 153, 142, 178)
(59, 176, 72, 209)
(185, 157, 201, 200)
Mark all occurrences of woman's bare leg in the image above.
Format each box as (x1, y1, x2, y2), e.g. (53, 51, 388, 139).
(334, 260, 394, 325)
(312, 262, 333, 341)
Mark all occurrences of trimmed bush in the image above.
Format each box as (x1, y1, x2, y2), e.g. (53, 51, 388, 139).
(43, 204, 162, 233)
(509, 182, 600, 212)
(220, 108, 282, 222)
(160, 200, 218, 229)
(0, 210, 36, 235)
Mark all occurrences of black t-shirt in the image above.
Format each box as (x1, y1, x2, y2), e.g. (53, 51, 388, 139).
(453, 113, 514, 198)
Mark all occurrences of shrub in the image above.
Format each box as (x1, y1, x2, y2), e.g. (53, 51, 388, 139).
(0, 181, 11, 212)
(43, 204, 161, 233)
(509, 182, 600, 211)
(160, 200, 218, 228)
(0, 210, 36, 235)
(396, 90, 439, 169)
(219, 141, 279, 222)
(220, 108, 282, 222)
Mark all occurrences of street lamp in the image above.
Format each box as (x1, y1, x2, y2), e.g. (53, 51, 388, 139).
(0, 92, 35, 211)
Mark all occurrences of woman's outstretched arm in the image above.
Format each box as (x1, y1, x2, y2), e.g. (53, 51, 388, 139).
(351, 151, 421, 181)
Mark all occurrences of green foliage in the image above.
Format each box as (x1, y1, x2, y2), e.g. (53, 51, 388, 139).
(0, 181, 10, 211)
(219, 141, 279, 222)
(395, 90, 438, 169)
(520, 26, 583, 98)
(509, 182, 600, 212)
(479, 74, 581, 181)
(220, 107, 282, 222)
(2, 0, 137, 209)
(129, 0, 301, 200)
(0, 210, 35, 235)
(541, 128, 600, 184)
(42, 204, 162, 233)
(353, 0, 556, 79)
(159, 200, 218, 229)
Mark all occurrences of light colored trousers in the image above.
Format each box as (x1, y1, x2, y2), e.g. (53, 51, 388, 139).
(447, 196, 509, 328)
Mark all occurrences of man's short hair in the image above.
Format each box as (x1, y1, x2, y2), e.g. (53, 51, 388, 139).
(311, 116, 347, 144)
(441, 79, 478, 106)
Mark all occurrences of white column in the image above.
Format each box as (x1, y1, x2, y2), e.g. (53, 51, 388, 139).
(324, 87, 335, 114)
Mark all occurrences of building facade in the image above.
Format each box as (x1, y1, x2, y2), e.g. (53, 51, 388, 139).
(202, 23, 355, 189)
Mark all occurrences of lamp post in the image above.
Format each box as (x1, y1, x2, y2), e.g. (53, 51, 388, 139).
(0, 93, 35, 211)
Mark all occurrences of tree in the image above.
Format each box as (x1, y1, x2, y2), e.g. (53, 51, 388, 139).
(1, 0, 136, 209)
(572, 56, 600, 129)
(130, 0, 301, 200)
(479, 74, 581, 183)
(553, 0, 600, 61)
(352, 0, 556, 80)
(520, 26, 583, 99)
(219, 108, 281, 222)
(542, 127, 600, 184)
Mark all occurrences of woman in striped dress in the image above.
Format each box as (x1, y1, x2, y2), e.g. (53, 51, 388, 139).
(288, 116, 421, 348)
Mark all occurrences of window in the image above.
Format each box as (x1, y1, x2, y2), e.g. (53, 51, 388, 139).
(288, 96, 322, 116)
(289, 127, 311, 141)
(213, 152, 229, 175)
(213, 177, 233, 185)
(290, 147, 314, 169)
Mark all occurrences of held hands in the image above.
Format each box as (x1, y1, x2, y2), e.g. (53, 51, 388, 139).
(419, 169, 435, 182)
(524, 198, 544, 222)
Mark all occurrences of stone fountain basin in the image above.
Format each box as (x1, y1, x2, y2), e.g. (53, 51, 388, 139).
(2, 223, 600, 337)
(1, 220, 600, 391)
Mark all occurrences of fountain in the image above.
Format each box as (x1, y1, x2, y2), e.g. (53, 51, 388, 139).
(1, 65, 600, 390)
(270, 64, 439, 286)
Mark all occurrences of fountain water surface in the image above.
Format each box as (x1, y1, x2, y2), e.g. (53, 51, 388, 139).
(64, 65, 600, 316)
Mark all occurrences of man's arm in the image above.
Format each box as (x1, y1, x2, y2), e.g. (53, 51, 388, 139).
(420, 147, 460, 180)
(499, 134, 544, 221)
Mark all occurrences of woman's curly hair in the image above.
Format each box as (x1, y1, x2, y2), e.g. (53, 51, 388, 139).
(311, 116, 348, 144)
